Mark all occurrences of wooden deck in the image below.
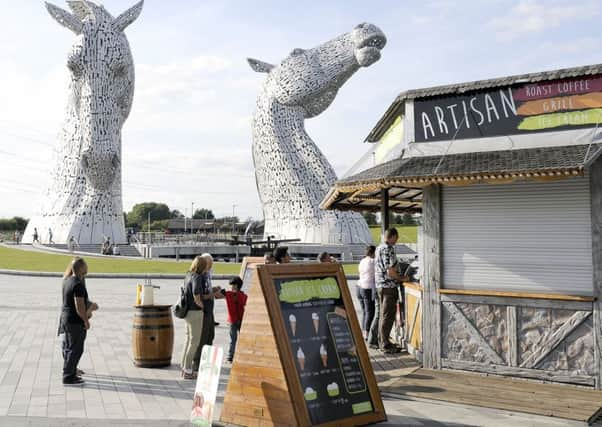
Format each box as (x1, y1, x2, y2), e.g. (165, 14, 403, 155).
(368, 349, 602, 423)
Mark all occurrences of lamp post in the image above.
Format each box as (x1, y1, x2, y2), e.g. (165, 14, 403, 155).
(232, 204, 237, 235)
(191, 202, 195, 234)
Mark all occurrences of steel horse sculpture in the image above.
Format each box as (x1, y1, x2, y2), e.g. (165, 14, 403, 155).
(24, 0, 143, 244)
(248, 23, 386, 244)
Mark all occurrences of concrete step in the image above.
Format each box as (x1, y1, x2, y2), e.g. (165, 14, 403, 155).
(47, 243, 141, 257)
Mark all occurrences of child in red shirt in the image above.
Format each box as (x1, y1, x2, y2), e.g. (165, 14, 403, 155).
(223, 277, 247, 362)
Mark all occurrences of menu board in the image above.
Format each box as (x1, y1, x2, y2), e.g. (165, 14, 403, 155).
(257, 263, 385, 427)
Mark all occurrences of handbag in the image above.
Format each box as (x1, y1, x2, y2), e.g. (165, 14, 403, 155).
(173, 278, 190, 319)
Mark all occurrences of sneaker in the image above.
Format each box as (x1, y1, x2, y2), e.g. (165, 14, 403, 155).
(183, 372, 196, 380)
(368, 343, 379, 349)
(214, 321, 220, 326)
(381, 345, 401, 354)
(226, 358, 233, 363)
(63, 377, 85, 385)
(76, 368, 85, 376)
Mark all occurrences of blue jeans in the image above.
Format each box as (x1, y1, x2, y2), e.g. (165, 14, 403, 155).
(356, 288, 375, 335)
(228, 321, 241, 361)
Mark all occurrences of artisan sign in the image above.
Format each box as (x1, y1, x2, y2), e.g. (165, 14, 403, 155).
(414, 74, 602, 142)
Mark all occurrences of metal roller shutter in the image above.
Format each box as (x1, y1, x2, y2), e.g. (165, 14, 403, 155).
(442, 177, 593, 295)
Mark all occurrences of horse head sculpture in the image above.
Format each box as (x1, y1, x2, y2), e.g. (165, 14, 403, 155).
(46, 0, 142, 191)
(248, 23, 386, 118)
(23, 1, 142, 245)
(247, 24, 386, 244)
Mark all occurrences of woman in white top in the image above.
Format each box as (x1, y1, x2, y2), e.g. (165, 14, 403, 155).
(357, 245, 376, 339)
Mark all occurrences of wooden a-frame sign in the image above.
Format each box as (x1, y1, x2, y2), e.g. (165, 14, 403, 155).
(220, 262, 386, 427)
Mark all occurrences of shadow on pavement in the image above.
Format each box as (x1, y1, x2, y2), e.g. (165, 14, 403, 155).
(376, 414, 478, 427)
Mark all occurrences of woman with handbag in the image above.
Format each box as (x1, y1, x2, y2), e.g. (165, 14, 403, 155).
(180, 256, 207, 379)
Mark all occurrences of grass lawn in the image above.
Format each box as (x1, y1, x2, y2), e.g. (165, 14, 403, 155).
(369, 225, 418, 244)
(0, 246, 359, 275)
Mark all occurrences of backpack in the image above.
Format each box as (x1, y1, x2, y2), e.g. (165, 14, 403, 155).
(173, 277, 190, 319)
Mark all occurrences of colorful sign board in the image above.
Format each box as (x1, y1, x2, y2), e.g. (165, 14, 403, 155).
(190, 345, 223, 427)
(258, 263, 386, 427)
(414, 74, 602, 142)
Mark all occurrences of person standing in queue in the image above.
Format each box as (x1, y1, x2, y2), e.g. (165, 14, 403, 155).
(317, 251, 337, 263)
(273, 246, 291, 264)
(357, 245, 376, 340)
(222, 276, 247, 363)
(59, 257, 98, 385)
(181, 256, 207, 380)
(375, 228, 408, 354)
(263, 252, 275, 264)
(192, 253, 223, 374)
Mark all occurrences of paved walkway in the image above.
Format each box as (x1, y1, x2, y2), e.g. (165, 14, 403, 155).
(0, 275, 586, 426)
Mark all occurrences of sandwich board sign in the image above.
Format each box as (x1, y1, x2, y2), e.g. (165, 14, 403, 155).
(220, 263, 386, 427)
(190, 345, 223, 426)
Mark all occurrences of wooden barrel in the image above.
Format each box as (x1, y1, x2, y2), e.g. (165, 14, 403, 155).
(132, 305, 174, 367)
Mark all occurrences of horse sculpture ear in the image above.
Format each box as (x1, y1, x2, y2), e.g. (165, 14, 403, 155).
(247, 58, 274, 73)
(45, 2, 83, 34)
(113, 0, 144, 32)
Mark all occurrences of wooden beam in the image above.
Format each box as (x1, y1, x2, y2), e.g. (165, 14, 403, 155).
(443, 302, 505, 365)
(520, 311, 592, 369)
(590, 156, 602, 390)
(380, 188, 389, 240)
(439, 288, 594, 302)
(403, 282, 423, 292)
(507, 306, 518, 367)
(422, 184, 441, 369)
(407, 298, 421, 345)
(440, 293, 593, 312)
(441, 358, 595, 387)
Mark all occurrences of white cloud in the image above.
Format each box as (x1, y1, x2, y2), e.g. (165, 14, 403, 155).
(490, 0, 600, 41)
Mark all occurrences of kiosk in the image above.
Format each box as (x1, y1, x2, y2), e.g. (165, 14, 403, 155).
(322, 64, 602, 389)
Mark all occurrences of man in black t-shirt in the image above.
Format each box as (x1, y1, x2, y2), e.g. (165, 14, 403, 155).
(59, 258, 97, 385)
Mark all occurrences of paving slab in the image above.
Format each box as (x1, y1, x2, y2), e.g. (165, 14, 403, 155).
(0, 274, 590, 426)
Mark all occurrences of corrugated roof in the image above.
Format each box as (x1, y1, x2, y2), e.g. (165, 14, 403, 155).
(341, 143, 598, 183)
(321, 143, 601, 213)
(365, 63, 602, 143)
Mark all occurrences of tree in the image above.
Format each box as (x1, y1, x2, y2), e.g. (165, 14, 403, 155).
(127, 203, 171, 228)
(402, 212, 415, 225)
(362, 212, 377, 226)
(0, 217, 29, 231)
(170, 209, 184, 218)
(193, 208, 215, 220)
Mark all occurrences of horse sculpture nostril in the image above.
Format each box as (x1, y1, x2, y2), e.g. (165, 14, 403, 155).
(80, 154, 89, 171)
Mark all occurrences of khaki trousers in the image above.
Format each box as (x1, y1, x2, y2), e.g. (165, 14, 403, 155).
(181, 310, 204, 371)
(377, 287, 398, 349)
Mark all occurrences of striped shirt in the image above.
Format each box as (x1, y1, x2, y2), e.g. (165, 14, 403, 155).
(375, 243, 398, 289)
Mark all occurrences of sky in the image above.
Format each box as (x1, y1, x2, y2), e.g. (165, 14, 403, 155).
(0, 0, 600, 220)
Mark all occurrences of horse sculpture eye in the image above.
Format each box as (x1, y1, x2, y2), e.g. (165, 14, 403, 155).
(68, 61, 83, 77)
(113, 64, 127, 77)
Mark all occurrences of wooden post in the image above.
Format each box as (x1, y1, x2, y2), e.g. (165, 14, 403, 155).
(507, 306, 518, 367)
(590, 157, 602, 390)
(380, 188, 389, 242)
(421, 185, 441, 369)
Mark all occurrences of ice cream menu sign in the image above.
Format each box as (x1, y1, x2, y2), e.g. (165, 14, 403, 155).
(273, 274, 380, 426)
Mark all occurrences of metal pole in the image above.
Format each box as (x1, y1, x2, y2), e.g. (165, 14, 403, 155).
(232, 204, 237, 234)
(147, 211, 151, 234)
(191, 202, 195, 234)
(380, 188, 389, 243)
